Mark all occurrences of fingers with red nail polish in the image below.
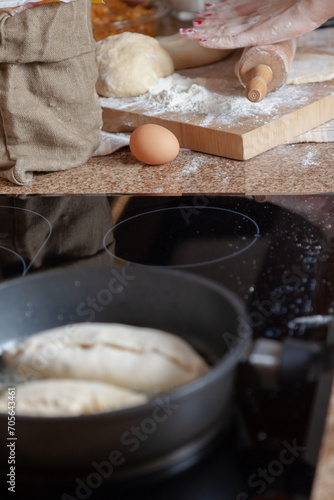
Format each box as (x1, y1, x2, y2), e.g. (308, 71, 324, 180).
(180, 28, 195, 34)
(180, 0, 334, 50)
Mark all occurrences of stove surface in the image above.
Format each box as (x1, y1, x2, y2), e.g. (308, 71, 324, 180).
(1, 194, 334, 500)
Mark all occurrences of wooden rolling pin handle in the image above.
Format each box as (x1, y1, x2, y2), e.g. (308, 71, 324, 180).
(246, 64, 273, 103)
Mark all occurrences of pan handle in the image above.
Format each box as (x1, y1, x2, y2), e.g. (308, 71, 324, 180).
(280, 338, 334, 383)
(238, 335, 334, 389)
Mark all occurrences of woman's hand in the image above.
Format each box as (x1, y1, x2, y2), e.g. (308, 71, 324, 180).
(179, 0, 334, 48)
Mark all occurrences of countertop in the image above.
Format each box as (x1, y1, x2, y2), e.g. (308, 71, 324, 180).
(0, 141, 333, 195)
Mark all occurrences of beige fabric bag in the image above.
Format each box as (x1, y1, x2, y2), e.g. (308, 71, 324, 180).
(0, 0, 102, 185)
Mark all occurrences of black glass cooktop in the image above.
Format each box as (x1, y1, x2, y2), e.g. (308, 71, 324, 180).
(1, 194, 334, 500)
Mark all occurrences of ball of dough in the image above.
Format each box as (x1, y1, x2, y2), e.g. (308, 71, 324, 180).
(158, 32, 233, 70)
(95, 32, 175, 98)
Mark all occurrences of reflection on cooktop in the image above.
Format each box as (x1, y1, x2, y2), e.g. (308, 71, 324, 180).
(0, 197, 115, 280)
(0, 205, 52, 277)
(103, 196, 334, 343)
(103, 206, 260, 268)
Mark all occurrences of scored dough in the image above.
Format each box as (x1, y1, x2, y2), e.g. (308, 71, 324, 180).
(3, 323, 209, 393)
(0, 379, 147, 417)
(95, 32, 174, 98)
(158, 32, 233, 70)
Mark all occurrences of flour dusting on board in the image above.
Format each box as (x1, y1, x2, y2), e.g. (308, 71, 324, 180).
(100, 73, 309, 127)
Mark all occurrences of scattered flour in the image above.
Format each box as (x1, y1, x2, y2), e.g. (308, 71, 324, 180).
(178, 152, 233, 181)
(142, 74, 224, 114)
(181, 163, 199, 175)
(302, 151, 321, 168)
(100, 72, 309, 127)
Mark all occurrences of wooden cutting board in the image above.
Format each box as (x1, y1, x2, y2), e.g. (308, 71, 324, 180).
(101, 49, 334, 160)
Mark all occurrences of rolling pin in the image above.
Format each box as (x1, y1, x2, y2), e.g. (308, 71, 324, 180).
(236, 39, 297, 102)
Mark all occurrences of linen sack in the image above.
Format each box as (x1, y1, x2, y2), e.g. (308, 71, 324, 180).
(0, 0, 102, 185)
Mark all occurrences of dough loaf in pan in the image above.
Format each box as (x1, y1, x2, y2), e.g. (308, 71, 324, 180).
(3, 323, 209, 393)
(0, 379, 147, 417)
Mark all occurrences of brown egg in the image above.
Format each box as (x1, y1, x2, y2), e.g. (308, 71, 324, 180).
(129, 124, 180, 165)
